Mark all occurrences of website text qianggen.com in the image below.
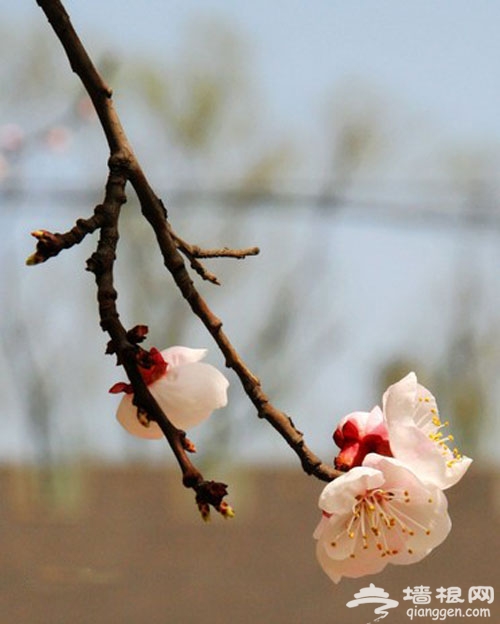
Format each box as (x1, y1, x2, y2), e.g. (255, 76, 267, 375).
(407, 606, 491, 620)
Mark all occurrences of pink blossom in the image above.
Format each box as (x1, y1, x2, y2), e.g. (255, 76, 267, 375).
(314, 454, 451, 583)
(44, 126, 71, 152)
(112, 346, 229, 438)
(0, 123, 24, 152)
(383, 373, 472, 489)
(333, 407, 392, 470)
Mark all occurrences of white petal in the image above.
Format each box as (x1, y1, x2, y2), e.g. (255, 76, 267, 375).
(315, 540, 343, 584)
(320, 514, 364, 561)
(383, 374, 472, 489)
(382, 371, 418, 427)
(313, 515, 330, 540)
(116, 394, 163, 440)
(150, 362, 229, 430)
(160, 346, 207, 367)
(392, 489, 451, 565)
(318, 467, 384, 515)
(316, 527, 390, 583)
(414, 383, 439, 430)
(365, 405, 385, 432)
(387, 422, 472, 489)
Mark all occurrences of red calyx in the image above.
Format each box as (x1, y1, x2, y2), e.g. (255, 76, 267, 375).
(137, 347, 167, 385)
(108, 347, 168, 394)
(109, 381, 133, 394)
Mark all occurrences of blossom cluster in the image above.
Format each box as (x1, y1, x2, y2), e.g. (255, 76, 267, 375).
(108, 346, 470, 583)
(314, 372, 472, 583)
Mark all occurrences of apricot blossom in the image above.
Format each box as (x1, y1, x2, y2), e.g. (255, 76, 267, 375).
(111, 346, 229, 438)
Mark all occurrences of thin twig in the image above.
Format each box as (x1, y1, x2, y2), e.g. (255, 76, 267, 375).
(169, 225, 259, 260)
(26, 209, 106, 265)
(168, 225, 259, 285)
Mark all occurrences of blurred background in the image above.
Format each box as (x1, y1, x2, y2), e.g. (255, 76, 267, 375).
(1, 1, 499, 622)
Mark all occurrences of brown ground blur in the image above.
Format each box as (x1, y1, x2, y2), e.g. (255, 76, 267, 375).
(0, 463, 497, 623)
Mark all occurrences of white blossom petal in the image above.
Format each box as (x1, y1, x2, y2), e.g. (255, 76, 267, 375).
(116, 394, 163, 439)
(319, 467, 384, 515)
(150, 361, 229, 430)
(383, 372, 472, 489)
(382, 372, 418, 427)
(114, 346, 229, 438)
(161, 346, 207, 367)
(316, 530, 389, 583)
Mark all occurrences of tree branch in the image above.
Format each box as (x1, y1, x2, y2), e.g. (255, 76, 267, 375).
(32, 0, 341, 484)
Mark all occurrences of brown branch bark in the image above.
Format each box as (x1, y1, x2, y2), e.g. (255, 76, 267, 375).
(168, 224, 260, 285)
(26, 210, 106, 265)
(86, 168, 211, 492)
(33, 0, 341, 483)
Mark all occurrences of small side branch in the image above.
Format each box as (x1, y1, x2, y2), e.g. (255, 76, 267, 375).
(26, 209, 106, 265)
(168, 225, 259, 285)
(170, 226, 259, 260)
(193, 246, 260, 259)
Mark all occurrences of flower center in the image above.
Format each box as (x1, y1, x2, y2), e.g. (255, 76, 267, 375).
(417, 395, 463, 469)
(329, 487, 434, 559)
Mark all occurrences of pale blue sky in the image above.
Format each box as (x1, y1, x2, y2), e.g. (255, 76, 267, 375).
(2, 2, 500, 465)
(9, 0, 500, 145)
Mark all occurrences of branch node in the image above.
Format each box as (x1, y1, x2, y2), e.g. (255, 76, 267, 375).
(85, 252, 101, 274)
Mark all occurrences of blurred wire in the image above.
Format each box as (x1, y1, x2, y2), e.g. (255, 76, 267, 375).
(2, 184, 500, 230)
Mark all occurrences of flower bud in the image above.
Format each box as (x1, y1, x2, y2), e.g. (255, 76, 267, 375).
(333, 407, 392, 471)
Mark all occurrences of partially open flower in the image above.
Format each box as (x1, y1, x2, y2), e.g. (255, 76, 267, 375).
(333, 407, 392, 471)
(111, 346, 229, 438)
(383, 372, 472, 489)
(314, 454, 451, 583)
